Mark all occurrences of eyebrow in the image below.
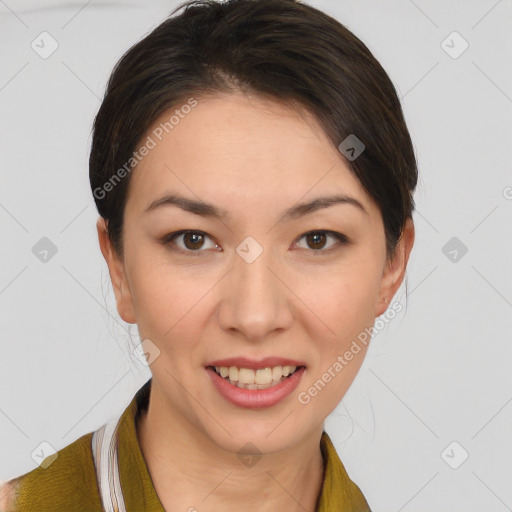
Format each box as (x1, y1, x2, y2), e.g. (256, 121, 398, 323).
(144, 192, 368, 220)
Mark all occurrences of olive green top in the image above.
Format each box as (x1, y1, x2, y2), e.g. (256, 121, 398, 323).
(3, 380, 370, 511)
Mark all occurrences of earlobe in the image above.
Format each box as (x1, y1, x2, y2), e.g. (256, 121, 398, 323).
(96, 217, 137, 324)
(375, 218, 415, 317)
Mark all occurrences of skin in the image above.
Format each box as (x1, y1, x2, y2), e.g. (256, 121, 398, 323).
(97, 91, 415, 511)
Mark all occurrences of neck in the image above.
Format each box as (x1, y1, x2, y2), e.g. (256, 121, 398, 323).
(136, 384, 325, 512)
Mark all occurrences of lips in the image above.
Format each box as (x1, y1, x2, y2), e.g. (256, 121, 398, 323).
(204, 355, 307, 408)
(206, 365, 306, 409)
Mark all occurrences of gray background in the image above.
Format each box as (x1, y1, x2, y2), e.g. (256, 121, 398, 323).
(1, 0, 511, 510)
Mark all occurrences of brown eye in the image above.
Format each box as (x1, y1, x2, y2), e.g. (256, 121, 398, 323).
(306, 232, 327, 250)
(162, 230, 220, 254)
(182, 232, 205, 250)
(295, 230, 349, 253)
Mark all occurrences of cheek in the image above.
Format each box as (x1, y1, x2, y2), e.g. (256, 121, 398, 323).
(296, 264, 381, 412)
(131, 270, 173, 331)
(299, 261, 382, 404)
(126, 250, 217, 362)
(124, 246, 185, 337)
(310, 260, 382, 336)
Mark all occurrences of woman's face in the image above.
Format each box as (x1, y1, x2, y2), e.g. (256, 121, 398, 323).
(99, 92, 412, 454)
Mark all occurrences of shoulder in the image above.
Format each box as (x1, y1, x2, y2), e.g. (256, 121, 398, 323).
(0, 431, 103, 512)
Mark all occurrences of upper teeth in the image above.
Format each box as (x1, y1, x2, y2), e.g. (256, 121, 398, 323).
(214, 365, 298, 385)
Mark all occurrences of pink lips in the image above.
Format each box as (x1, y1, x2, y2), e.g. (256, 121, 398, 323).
(205, 363, 306, 409)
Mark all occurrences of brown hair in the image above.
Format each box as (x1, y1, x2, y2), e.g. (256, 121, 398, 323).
(89, 0, 417, 259)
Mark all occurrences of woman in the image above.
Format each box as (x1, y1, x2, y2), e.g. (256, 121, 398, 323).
(1, 0, 416, 509)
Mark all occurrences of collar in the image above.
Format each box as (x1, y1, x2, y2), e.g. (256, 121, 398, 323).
(115, 379, 370, 511)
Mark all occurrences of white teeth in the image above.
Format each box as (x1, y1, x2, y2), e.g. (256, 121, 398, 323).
(238, 367, 255, 385)
(272, 366, 282, 381)
(213, 364, 299, 388)
(228, 366, 238, 381)
(255, 367, 272, 385)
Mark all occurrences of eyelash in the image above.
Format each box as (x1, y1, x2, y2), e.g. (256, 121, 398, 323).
(159, 230, 349, 256)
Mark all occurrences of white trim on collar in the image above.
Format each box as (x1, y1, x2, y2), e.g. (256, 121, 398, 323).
(91, 413, 127, 512)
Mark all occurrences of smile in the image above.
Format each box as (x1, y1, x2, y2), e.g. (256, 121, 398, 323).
(206, 365, 306, 409)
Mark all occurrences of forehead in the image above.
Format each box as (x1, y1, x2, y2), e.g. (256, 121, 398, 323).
(125, 92, 373, 217)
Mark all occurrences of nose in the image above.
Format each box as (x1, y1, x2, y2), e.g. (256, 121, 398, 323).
(216, 241, 293, 342)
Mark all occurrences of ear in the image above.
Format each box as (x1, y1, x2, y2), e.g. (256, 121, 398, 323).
(374, 217, 415, 318)
(96, 217, 136, 324)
